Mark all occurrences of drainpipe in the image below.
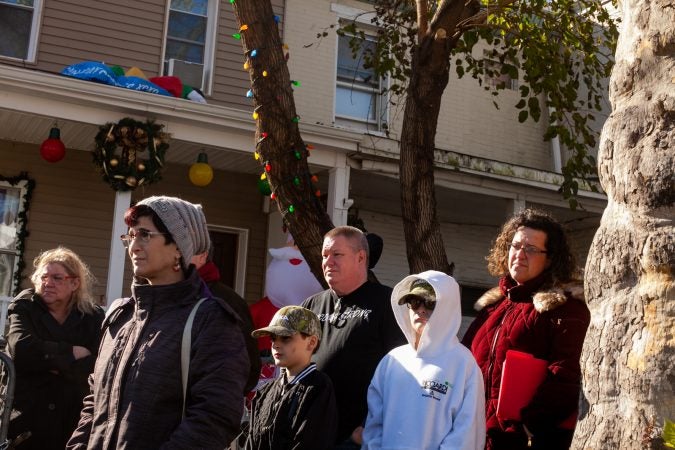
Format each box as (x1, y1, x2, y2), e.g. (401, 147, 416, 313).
(549, 107, 563, 173)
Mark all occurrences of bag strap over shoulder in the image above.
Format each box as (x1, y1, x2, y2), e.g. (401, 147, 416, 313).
(181, 297, 208, 418)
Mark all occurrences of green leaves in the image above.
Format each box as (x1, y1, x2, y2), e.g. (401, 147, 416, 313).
(337, 0, 617, 208)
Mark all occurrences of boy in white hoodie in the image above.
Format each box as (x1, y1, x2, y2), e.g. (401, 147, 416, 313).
(361, 270, 486, 450)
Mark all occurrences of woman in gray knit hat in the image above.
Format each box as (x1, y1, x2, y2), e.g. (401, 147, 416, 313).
(67, 196, 250, 450)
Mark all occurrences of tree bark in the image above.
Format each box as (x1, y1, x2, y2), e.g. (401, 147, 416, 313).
(399, 0, 478, 274)
(232, 2, 332, 287)
(399, 34, 455, 275)
(572, 1, 674, 448)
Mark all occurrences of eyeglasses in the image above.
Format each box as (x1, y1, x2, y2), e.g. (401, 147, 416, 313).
(40, 274, 77, 285)
(509, 242, 547, 255)
(405, 297, 436, 311)
(120, 229, 170, 248)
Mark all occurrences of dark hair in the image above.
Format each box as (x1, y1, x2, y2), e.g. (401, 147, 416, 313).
(486, 208, 578, 283)
(300, 332, 321, 354)
(366, 233, 383, 269)
(123, 204, 176, 246)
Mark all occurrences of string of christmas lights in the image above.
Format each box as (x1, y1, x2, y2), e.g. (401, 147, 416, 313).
(233, 11, 324, 218)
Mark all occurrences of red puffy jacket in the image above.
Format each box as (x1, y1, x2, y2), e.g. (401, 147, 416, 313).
(462, 274, 589, 450)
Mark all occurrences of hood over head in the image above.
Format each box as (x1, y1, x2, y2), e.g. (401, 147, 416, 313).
(391, 270, 461, 357)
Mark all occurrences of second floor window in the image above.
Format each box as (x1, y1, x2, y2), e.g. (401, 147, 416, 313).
(335, 34, 388, 132)
(483, 50, 519, 91)
(163, 0, 216, 93)
(0, 0, 41, 62)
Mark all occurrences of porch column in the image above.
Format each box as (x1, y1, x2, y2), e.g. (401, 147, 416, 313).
(106, 190, 131, 308)
(507, 198, 526, 215)
(327, 157, 351, 226)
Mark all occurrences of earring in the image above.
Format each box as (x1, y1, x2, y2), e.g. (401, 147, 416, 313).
(172, 257, 181, 272)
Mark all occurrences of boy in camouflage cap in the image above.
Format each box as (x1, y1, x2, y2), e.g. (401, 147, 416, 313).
(246, 306, 337, 449)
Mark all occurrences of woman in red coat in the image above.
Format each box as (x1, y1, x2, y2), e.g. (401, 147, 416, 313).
(462, 208, 589, 450)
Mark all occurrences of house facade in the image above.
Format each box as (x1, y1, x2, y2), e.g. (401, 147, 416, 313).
(0, 0, 607, 316)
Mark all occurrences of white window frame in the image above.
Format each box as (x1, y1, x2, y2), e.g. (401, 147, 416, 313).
(161, 0, 218, 96)
(335, 32, 389, 132)
(0, 0, 43, 63)
(331, 3, 389, 134)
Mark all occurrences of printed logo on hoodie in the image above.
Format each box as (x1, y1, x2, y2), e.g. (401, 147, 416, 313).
(421, 380, 452, 401)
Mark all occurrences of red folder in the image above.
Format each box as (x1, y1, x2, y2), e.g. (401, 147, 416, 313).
(496, 350, 577, 429)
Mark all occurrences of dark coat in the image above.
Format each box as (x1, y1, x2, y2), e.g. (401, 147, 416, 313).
(6, 289, 104, 450)
(462, 274, 590, 450)
(66, 269, 249, 450)
(198, 260, 261, 393)
(245, 365, 337, 450)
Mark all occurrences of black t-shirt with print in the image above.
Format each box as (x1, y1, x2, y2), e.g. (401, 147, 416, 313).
(302, 281, 405, 443)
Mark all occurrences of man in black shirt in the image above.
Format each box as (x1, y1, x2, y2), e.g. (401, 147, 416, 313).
(302, 226, 405, 449)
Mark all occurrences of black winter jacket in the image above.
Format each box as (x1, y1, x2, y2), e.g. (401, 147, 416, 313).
(67, 269, 249, 450)
(245, 364, 337, 450)
(6, 289, 104, 450)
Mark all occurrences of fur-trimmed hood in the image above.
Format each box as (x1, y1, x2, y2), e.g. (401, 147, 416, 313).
(475, 279, 584, 313)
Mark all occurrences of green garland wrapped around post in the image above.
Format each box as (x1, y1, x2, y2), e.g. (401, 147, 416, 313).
(92, 117, 170, 191)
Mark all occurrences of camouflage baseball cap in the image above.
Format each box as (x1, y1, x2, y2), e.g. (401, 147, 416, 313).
(397, 279, 436, 305)
(251, 306, 322, 340)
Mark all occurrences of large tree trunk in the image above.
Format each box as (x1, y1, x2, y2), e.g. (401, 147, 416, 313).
(399, 0, 479, 274)
(232, 2, 332, 286)
(399, 34, 455, 274)
(572, 0, 674, 448)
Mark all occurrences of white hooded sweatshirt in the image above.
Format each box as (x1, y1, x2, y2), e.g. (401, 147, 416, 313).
(362, 270, 486, 450)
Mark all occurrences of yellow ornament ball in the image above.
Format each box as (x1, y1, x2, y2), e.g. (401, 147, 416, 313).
(110, 158, 119, 167)
(137, 163, 146, 171)
(189, 153, 214, 187)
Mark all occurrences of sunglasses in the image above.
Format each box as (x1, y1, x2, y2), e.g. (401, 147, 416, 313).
(405, 297, 436, 311)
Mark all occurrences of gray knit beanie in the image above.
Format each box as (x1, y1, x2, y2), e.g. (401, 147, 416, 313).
(136, 196, 210, 270)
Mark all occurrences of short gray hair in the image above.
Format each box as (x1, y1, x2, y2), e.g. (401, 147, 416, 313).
(324, 226, 370, 265)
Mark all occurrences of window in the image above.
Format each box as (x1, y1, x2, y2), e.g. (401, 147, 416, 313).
(0, 0, 42, 62)
(335, 34, 388, 132)
(209, 226, 248, 297)
(163, 0, 217, 94)
(0, 175, 32, 298)
(483, 50, 518, 91)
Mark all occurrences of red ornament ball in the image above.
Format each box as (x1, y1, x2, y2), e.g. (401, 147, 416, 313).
(40, 127, 66, 163)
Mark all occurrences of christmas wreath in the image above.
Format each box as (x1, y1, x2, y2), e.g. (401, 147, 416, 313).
(92, 118, 170, 191)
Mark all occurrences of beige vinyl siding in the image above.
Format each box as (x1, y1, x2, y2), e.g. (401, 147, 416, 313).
(285, 0, 554, 171)
(357, 209, 498, 290)
(29, 0, 166, 76)
(0, 140, 116, 303)
(2, 0, 285, 112)
(210, 0, 285, 108)
(0, 140, 267, 305)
